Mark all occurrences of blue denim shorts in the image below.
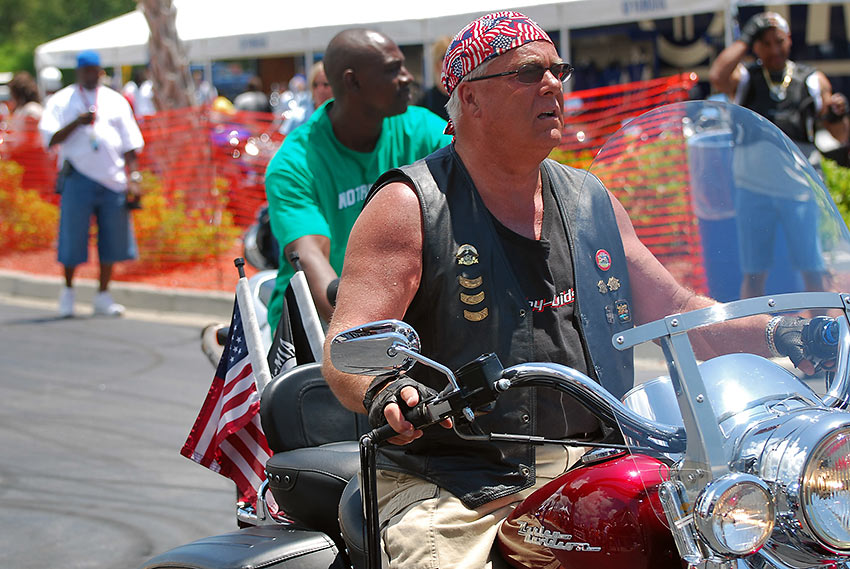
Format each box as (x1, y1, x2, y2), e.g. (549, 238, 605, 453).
(734, 188, 825, 274)
(57, 168, 138, 267)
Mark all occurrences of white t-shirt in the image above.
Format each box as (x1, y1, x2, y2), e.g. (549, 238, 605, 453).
(134, 80, 156, 117)
(39, 84, 144, 192)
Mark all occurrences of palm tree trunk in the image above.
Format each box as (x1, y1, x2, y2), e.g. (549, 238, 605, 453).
(137, 0, 195, 109)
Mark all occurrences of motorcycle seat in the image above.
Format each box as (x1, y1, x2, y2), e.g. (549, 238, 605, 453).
(260, 362, 368, 541)
(259, 362, 369, 453)
(338, 475, 367, 569)
(266, 441, 361, 539)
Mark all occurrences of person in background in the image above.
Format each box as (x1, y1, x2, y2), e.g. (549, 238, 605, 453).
(280, 61, 333, 135)
(2, 71, 43, 154)
(192, 69, 218, 105)
(415, 36, 451, 120)
(308, 60, 333, 109)
(709, 12, 849, 298)
(264, 28, 451, 333)
(8, 71, 43, 121)
(122, 67, 156, 119)
(233, 75, 271, 113)
(38, 50, 145, 318)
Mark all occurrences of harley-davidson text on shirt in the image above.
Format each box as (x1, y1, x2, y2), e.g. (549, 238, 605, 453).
(528, 288, 575, 313)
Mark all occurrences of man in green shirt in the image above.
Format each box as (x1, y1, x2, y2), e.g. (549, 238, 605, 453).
(265, 28, 451, 330)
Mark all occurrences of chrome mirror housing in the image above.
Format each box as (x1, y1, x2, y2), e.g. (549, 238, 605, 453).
(330, 320, 421, 376)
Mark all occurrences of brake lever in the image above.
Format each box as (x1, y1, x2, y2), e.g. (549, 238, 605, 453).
(397, 353, 508, 432)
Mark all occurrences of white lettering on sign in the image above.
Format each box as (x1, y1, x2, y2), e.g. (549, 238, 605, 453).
(621, 0, 667, 16)
(239, 36, 268, 50)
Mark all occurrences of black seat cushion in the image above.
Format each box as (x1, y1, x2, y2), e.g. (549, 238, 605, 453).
(259, 363, 369, 453)
(338, 476, 366, 569)
(266, 441, 361, 540)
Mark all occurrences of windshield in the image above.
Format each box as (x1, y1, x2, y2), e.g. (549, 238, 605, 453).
(591, 101, 850, 305)
(580, 101, 850, 521)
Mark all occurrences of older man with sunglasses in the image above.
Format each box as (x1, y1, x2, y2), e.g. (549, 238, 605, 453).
(323, 11, 793, 568)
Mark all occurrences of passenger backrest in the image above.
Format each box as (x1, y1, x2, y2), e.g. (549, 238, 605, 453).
(259, 362, 369, 453)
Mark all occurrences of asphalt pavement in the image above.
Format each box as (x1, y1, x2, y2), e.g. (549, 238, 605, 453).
(0, 295, 236, 569)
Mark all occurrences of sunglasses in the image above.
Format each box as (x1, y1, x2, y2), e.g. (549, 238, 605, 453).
(466, 62, 574, 85)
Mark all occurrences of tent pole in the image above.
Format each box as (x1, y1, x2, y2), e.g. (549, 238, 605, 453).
(204, 59, 213, 94)
(33, 54, 46, 102)
(304, 50, 314, 75)
(725, 0, 736, 47)
(560, 26, 571, 95)
(423, 40, 434, 89)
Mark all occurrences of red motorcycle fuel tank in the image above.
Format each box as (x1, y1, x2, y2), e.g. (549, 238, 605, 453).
(498, 452, 679, 569)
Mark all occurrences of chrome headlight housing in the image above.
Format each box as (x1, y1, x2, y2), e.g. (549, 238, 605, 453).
(801, 427, 850, 551)
(753, 410, 850, 562)
(694, 473, 775, 556)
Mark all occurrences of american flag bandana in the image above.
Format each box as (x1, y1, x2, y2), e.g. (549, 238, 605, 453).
(441, 11, 553, 133)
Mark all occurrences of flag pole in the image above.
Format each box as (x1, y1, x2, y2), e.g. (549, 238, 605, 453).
(288, 252, 326, 362)
(234, 258, 273, 394)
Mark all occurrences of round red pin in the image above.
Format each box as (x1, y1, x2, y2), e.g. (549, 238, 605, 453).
(595, 249, 611, 271)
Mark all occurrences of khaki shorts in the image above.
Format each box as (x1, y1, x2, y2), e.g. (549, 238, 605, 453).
(376, 444, 586, 569)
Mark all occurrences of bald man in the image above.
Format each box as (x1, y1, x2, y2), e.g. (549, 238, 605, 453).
(264, 29, 452, 332)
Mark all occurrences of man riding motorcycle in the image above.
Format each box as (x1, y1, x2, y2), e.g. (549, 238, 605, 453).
(323, 12, 835, 568)
(264, 28, 451, 331)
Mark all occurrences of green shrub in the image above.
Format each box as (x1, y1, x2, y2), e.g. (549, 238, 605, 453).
(0, 161, 60, 251)
(0, 161, 241, 267)
(133, 175, 241, 268)
(823, 158, 850, 229)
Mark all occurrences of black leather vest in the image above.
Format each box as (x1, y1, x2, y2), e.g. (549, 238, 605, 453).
(742, 61, 817, 143)
(365, 145, 635, 508)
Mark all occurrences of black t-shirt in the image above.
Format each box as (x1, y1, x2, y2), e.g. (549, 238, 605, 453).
(490, 168, 600, 436)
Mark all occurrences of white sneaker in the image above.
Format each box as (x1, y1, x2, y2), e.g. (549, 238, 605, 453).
(93, 291, 125, 316)
(59, 287, 75, 318)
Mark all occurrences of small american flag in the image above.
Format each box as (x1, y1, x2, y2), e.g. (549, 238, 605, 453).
(181, 300, 272, 506)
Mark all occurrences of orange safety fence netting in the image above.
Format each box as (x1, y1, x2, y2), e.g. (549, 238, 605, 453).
(559, 73, 705, 294)
(0, 73, 699, 292)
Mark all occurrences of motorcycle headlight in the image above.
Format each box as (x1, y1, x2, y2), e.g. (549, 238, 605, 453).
(694, 473, 775, 556)
(802, 427, 850, 551)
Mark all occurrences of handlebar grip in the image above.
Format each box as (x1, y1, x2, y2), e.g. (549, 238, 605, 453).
(326, 278, 340, 307)
(368, 401, 435, 444)
(370, 423, 399, 443)
(821, 319, 839, 346)
(400, 400, 432, 430)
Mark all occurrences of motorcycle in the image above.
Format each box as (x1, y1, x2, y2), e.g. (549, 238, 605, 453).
(141, 100, 850, 569)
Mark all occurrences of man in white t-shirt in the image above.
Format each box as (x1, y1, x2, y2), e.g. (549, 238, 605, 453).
(39, 50, 145, 317)
(122, 67, 156, 119)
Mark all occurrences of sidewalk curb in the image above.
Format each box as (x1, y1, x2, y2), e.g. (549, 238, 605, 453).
(0, 269, 233, 319)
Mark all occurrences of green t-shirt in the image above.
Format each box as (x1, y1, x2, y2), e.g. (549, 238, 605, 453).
(264, 101, 451, 328)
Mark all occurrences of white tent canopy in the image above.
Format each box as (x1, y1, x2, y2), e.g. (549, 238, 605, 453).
(35, 0, 728, 72)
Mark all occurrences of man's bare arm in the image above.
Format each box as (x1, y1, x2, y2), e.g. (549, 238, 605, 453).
(816, 72, 850, 145)
(284, 235, 337, 321)
(49, 110, 94, 147)
(322, 182, 423, 412)
(609, 191, 771, 359)
(708, 41, 747, 100)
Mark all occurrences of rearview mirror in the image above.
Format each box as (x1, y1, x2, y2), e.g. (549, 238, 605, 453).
(330, 320, 420, 376)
